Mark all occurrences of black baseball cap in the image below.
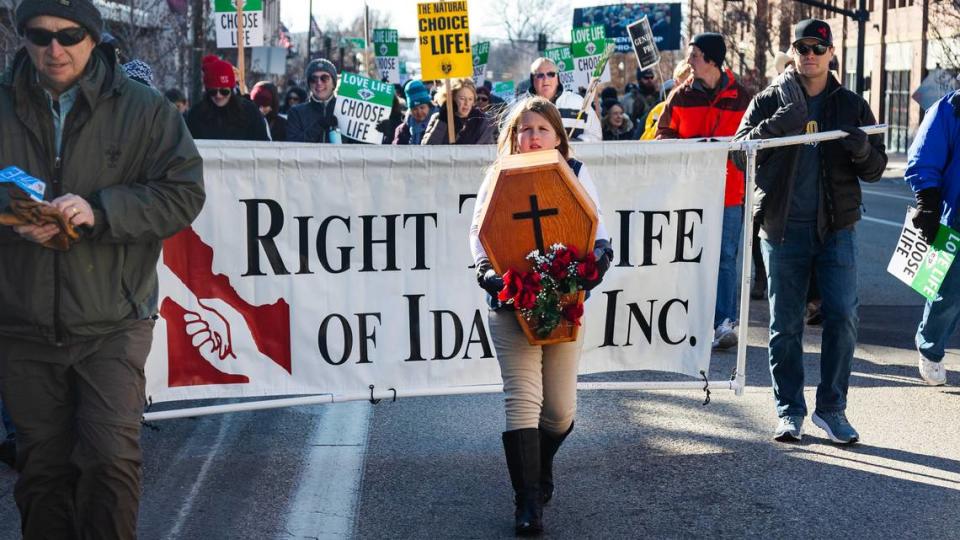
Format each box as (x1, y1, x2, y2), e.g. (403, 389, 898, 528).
(793, 19, 833, 46)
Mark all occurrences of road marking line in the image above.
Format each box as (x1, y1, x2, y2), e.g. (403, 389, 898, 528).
(168, 415, 233, 539)
(281, 400, 371, 539)
(862, 189, 915, 202)
(862, 215, 903, 228)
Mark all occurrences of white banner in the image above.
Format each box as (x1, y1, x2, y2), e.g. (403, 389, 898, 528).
(146, 141, 727, 404)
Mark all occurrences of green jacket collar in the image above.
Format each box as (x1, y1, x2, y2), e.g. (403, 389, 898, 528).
(2, 43, 126, 108)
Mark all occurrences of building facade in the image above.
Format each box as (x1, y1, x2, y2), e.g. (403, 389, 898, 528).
(689, 0, 960, 155)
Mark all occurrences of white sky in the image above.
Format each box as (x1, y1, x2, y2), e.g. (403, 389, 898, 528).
(280, 0, 644, 40)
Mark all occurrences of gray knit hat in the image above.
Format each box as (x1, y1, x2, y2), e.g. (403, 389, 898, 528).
(305, 58, 338, 89)
(16, 0, 103, 44)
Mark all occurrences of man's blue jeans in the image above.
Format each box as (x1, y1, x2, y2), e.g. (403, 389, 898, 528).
(917, 248, 960, 362)
(715, 205, 743, 328)
(761, 223, 859, 418)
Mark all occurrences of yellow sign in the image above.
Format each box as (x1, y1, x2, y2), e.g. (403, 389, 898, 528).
(417, 1, 472, 80)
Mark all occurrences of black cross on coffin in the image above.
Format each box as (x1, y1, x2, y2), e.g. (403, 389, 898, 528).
(512, 195, 559, 253)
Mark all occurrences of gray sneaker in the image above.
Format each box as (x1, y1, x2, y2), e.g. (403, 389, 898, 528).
(812, 410, 859, 444)
(773, 415, 804, 442)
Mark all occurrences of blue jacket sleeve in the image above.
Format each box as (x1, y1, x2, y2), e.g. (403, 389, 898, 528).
(905, 94, 954, 193)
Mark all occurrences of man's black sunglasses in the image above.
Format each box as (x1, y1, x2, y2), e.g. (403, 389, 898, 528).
(534, 71, 557, 80)
(794, 43, 829, 56)
(24, 27, 87, 47)
(207, 88, 232, 97)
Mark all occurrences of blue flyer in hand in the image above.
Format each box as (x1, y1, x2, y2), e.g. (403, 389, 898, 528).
(0, 166, 46, 202)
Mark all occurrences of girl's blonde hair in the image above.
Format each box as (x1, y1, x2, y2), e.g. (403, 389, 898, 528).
(433, 77, 476, 107)
(496, 96, 570, 159)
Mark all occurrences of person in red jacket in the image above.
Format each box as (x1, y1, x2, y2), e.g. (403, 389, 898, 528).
(656, 32, 752, 350)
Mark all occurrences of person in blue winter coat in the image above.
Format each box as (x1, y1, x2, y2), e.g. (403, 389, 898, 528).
(906, 89, 960, 386)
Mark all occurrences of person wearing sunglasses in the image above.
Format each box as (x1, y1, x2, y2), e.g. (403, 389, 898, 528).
(185, 55, 269, 141)
(625, 69, 661, 137)
(475, 85, 493, 113)
(0, 0, 205, 537)
(526, 57, 602, 142)
(733, 19, 887, 445)
(288, 58, 351, 143)
(281, 85, 307, 117)
(657, 32, 753, 354)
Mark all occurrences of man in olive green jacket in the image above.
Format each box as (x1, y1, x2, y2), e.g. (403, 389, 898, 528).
(0, 1, 204, 538)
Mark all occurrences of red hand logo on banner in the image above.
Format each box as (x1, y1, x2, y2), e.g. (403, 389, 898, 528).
(184, 300, 236, 361)
(160, 227, 292, 387)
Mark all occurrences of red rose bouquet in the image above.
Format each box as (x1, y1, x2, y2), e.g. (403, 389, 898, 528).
(497, 243, 597, 339)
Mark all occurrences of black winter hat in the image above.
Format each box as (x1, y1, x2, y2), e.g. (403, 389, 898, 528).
(16, 0, 103, 44)
(691, 32, 726, 68)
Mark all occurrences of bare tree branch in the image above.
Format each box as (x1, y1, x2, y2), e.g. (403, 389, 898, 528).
(104, 0, 191, 90)
(0, 2, 22, 72)
(929, 0, 960, 71)
(487, 0, 570, 46)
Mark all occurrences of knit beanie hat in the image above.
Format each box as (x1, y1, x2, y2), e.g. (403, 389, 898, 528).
(691, 33, 726, 68)
(599, 85, 619, 102)
(250, 84, 274, 108)
(122, 59, 153, 87)
(601, 98, 622, 117)
(203, 57, 236, 89)
(305, 58, 338, 89)
(201, 54, 219, 71)
(16, 0, 103, 43)
(404, 79, 431, 108)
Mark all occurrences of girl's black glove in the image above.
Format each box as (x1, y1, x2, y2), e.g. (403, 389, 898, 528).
(476, 258, 504, 296)
(584, 239, 614, 291)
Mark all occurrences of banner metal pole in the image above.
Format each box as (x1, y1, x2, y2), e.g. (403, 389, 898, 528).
(728, 124, 886, 397)
(734, 142, 759, 397)
(143, 379, 739, 421)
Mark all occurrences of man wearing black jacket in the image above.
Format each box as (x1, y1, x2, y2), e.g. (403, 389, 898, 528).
(734, 19, 887, 445)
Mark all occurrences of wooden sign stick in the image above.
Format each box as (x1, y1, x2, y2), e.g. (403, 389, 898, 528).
(445, 77, 456, 143)
(566, 77, 601, 139)
(236, 0, 247, 94)
(566, 43, 615, 138)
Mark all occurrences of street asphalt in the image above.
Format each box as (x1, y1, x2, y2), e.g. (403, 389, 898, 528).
(1, 164, 958, 539)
